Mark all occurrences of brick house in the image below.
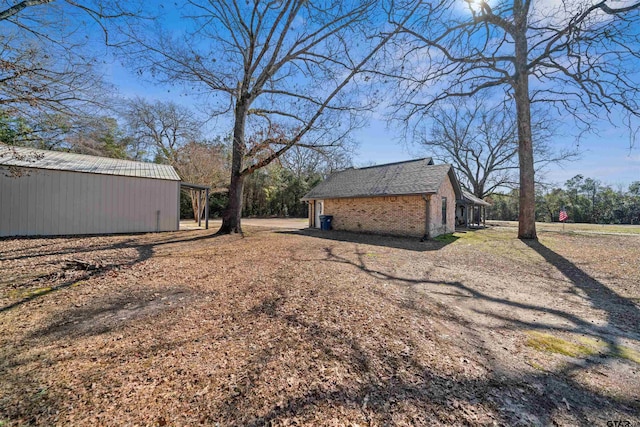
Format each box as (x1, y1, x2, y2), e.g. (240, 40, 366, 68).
(301, 158, 462, 238)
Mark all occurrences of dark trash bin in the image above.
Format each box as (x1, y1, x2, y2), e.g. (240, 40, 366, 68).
(319, 215, 333, 231)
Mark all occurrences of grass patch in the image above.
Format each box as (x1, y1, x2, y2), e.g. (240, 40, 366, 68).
(7, 281, 87, 299)
(452, 229, 545, 264)
(453, 229, 514, 245)
(21, 286, 53, 299)
(527, 332, 640, 364)
(433, 233, 459, 244)
(525, 359, 547, 371)
(489, 220, 640, 235)
(615, 346, 640, 364)
(526, 332, 598, 358)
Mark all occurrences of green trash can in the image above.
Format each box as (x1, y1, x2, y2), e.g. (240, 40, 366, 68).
(319, 215, 333, 230)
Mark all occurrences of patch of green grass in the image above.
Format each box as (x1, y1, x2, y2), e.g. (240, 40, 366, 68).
(525, 359, 547, 371)
(526, 332, 598, 358)
(453, 229, 514, 245)
(576, 336, 607, 349)
(575, 336, 640, 363)
(433, 233, 459, 243)
(8, 286, 53, 299)
(24, 286, 53, 298)
(527, 331, 640, 364)
(489, 220, 640, 235)
(452, 229, 544, 264)
(615, 346, 640, 364)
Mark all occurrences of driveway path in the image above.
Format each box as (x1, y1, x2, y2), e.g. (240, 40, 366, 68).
(180, 217, 308, 230)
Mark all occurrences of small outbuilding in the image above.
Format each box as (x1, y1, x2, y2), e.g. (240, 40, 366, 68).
(301, 158, 462, 238)
(0, 146, 181, 237)
(456, 190, 491, 228)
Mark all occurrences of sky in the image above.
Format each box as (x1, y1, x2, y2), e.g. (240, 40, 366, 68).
(106, 56, 640, 190)
(99, 1, 640, 191)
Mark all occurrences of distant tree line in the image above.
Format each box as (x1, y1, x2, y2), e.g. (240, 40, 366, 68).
(181, 147, 350, 220)
(488, 176, 640, 224)
(180, 164, 323, 220)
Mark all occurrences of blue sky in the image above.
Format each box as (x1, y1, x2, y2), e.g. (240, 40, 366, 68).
(99, 1, 640, 191)
(350, 121, 640, 189)
(105, 58, 639, 189)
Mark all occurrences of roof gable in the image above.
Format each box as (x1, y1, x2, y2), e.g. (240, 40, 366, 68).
(302, 158, 461, 200)
(0, 145, 181, 181)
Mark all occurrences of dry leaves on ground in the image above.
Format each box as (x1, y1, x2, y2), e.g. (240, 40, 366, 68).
(1, 225, 638, 426)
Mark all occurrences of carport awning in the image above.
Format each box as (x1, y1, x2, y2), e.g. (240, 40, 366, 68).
(180, 183, 211, 229)
(181, 182, 210, 190)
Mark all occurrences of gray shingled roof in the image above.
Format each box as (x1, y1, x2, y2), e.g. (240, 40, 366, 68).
(0, 145, 181, 181)
(460, 190, 491, 206)
(302, 158, 461, 200)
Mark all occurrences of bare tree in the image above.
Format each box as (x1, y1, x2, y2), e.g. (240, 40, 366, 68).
(125, 0, 417, 234)
(64, 116, 133, 159)
(175, 140, 230, 220)
(0, 0, 141, 170)
(280, 145, 352, 181)
(0, 33, 104, 120)
(124, 99, 202, 164)
(419, 97, 573, 199)
(0, 0, 139, 118)
(389, 0, 640, 239)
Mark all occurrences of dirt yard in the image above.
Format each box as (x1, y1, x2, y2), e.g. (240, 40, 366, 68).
(1, 224, 638, 426)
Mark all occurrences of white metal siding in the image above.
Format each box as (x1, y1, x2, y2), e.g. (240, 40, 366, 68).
(0, 167, 179, 237)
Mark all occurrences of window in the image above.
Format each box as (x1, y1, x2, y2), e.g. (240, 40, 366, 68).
(442, 197, 447, 225)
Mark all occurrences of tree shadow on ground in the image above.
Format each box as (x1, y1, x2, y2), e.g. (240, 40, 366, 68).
(258, 243, 638, 425)
(2, 230, 638, 425)
(30, 288, 202, 340)
(280, 228, 459, 252)
(523, 239, 640, 337)
(222, 282, 638, 426)
(0, 229, 220, 262)
(0, 285, 206, 425)
(0, 230, 224, 313)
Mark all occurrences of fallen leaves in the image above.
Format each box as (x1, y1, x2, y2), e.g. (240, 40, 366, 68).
(0, 226, 638, 426)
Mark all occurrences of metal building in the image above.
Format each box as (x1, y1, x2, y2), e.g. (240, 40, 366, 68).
(0, 146, 181, 237)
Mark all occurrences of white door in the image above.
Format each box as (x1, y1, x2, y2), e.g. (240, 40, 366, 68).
(315, 200, 323, 228)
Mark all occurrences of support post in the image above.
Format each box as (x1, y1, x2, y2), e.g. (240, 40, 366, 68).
(205, 188, 209, 230)
(197, 190, 202, 227)
(422, 195, 431, 240)
(465, 205, 469, 228)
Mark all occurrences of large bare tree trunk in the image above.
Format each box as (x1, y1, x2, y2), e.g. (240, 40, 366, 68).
(513, 4, 537, 240)
(219, 173, 245, 233)
(218, 97, 248, 234)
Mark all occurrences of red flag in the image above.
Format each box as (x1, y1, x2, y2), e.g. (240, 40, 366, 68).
(559, 209, 568, 222)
